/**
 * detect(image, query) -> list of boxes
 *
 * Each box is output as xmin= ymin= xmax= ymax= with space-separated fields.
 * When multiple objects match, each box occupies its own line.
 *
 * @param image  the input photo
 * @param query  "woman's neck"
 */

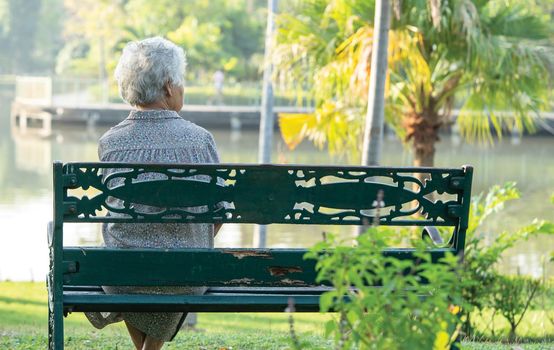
xmin=136 ymin=100 xmax=171 ymax=111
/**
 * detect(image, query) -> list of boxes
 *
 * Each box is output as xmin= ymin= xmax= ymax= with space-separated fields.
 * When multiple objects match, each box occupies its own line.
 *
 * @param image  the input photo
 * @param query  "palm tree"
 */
xmin=274 ymin=0 xmax=554 ymax=172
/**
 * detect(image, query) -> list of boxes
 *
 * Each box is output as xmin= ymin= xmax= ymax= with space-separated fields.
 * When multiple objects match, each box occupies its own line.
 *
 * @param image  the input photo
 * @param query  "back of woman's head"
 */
xmin=115 ymin=37 xmax=186 ymax=106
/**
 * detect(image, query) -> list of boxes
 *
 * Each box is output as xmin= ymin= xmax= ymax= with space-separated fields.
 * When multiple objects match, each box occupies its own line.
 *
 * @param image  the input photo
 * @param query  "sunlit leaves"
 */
xmin=274 ymin=0 xmax=554 ymax=161
xmin=461 ymin=182 xmax=554 ymax=334
xmin=60 ymin=0 xmax=265 ymax=79
xmin=306 ymin=229 xmax=465 ymax=349
xmin=279 ymin=102 xmax=363 ymax=158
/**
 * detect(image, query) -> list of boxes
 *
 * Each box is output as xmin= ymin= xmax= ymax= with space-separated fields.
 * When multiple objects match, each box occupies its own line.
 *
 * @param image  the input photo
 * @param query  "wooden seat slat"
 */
xmin=63 ymin=291 xmax=323 ymax=313
xmin=63 ymin=286 xmax=335 ymax=294
xmin=63 ymin=247 xmax=318 ymax=287
xmin=63 ymin=247 xmax=453 ymax=287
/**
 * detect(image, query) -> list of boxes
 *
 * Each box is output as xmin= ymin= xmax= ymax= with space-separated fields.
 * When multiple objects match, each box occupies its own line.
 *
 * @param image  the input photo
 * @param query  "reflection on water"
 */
xmin=0 ymin=97 xmax=553 ymax=281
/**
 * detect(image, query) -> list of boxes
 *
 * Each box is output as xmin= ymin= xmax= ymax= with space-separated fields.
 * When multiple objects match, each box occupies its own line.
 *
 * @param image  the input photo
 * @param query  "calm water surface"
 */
xmin=0 ymin=97 xmax=552 ymax=281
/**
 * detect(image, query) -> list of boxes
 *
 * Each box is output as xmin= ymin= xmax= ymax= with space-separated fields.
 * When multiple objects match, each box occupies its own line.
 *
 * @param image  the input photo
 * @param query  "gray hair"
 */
xmin=115 ymin=37 xmax=186 ymax=106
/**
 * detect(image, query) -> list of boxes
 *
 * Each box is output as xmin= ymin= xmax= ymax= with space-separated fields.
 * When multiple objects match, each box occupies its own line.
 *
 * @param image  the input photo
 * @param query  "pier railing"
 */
xmin=10 ymin=75 xmax=313 ymax=108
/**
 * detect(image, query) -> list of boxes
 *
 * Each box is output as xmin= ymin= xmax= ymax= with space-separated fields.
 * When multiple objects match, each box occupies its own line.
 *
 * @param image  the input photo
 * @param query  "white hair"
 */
xmin=114 ymin=37 xmax=186 ymax=106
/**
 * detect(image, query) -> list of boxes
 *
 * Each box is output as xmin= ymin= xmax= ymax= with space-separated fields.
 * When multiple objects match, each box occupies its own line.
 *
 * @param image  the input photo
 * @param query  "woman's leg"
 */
xmin=125 ymin=321 xmax=146 ymax=350
xmin=142 ymin=336 xmax=165 ymax=350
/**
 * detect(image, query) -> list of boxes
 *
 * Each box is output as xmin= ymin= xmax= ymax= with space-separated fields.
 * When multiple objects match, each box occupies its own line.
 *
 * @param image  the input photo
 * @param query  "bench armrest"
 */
xmin=421 ymin=226 xmax=444 ymax=247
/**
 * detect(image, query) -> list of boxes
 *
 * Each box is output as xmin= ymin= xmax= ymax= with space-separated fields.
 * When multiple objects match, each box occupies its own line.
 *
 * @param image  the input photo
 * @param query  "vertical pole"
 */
xmin=253 ymin=0 xmax=277 ymax=248
xmin=358 ymin=0 xmax=391 ymax=235
xmin=361 ymin=0 xmax=391 ymax=167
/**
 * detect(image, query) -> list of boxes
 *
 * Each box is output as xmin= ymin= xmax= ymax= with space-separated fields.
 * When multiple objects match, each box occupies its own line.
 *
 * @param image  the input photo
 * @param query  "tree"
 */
xmin=60 ymin=0 xmax=125 ymax=75
xmin=274 ymin=0 xmax=554 ymax=171
xmin=0 ymin=0 xmax=42 ymax=73
xmin=59 ymin=0 xmax=265 ymax=81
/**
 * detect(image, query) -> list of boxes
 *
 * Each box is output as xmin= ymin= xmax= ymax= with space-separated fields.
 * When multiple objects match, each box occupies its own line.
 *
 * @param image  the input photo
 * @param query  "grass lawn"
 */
xmin=0 ymin=282 xmax=552 ymax=349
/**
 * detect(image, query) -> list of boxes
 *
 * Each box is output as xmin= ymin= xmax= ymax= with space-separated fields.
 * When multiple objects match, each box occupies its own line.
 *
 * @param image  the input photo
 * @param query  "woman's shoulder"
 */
xmin=173 ymin=117 xmax=215 ymax=145
xmin=98 ymin=119 xmax=132 ymax=148
xmin=97 ymin=110 xmax=217 ymax=157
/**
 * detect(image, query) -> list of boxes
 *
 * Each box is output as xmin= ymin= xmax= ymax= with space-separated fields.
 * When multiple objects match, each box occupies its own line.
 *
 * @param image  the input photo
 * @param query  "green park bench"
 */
xmin=47 ymin=161 xmax=473 ymax=349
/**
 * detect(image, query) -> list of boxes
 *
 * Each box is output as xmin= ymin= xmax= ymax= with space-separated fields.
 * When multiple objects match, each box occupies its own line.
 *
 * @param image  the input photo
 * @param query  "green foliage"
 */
xmin=490 ymin=275 xmax=541 ymax=342
xmin=461 ymin=183 xmax=554 ymax=336
xmin=301 ymin=183 xmax=554 ymax=346
xmin=0 ymin=0 xmax=61 ymax=74
xmin=274 ymin=0 xmax=554 ymax=162
xmin=60 ymin=0 xmax=265 ymax=81
xmin=306 ymin=230 xmax=465 ymax=349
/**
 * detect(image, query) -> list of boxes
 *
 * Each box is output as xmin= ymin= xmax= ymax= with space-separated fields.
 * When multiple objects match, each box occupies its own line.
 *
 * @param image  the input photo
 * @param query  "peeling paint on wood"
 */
xmin=280 ymin=279 xmax=308 ymax=286
xmin=224 ymin=249 xmax=272 ymax=260
xmin=268 ymin=266 xmax=303 ymax=276
xmin=225 ymin=278 xmax=255 ymax=285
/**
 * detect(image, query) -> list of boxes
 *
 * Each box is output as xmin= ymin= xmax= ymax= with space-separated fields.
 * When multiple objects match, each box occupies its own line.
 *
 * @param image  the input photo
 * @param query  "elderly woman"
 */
xmin=85 ymin=37 xmax=222 ymax=350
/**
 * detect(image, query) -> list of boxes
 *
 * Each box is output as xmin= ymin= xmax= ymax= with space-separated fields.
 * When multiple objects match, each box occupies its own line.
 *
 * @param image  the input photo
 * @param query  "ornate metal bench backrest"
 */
xmin=54 ymin=162 xmax=473 ymax=252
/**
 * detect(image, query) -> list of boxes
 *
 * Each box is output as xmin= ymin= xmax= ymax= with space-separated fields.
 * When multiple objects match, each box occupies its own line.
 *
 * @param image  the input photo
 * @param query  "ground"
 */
xmin=0 ymin=282 xmax=552 ymax=349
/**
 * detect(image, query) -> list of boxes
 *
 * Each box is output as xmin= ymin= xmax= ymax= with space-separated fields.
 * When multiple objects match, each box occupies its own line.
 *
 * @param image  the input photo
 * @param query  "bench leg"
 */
xmin=48 ymin=300 xmax=64 ymax=349
xmin=47 ymin=220 xmax=64 ymax=350
xmin=47 ymin=270 xmax=64 ymax=350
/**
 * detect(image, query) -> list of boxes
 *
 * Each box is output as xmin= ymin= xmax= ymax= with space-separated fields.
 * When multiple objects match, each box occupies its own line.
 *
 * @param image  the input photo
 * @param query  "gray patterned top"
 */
xmin=84 ymin=109 xmax=220 ymax=341
xmin=99 ymin=109 xmax=220 ymax=249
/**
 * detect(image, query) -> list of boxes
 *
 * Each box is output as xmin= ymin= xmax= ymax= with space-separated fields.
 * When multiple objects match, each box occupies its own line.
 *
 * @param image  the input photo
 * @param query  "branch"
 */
xmin=514 ymin=281 xmax=540 ymax=330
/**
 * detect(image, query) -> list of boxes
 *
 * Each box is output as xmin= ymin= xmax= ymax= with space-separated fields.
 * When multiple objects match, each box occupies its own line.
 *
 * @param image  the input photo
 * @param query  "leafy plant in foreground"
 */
xmin=460 ymin=183 xmax=554 ymax=336
xmin=306 ymin=230 xmax=466 ymax=350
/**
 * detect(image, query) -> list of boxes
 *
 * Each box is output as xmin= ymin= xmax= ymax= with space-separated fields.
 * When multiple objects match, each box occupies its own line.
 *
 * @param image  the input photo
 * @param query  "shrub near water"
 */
xmin=305 ymin=229 xmax=466 ymax=350
xmin=460 ymin=183 xmax=554 ymax=338
xmin=491 ymin=275 xmax=541 ymax=342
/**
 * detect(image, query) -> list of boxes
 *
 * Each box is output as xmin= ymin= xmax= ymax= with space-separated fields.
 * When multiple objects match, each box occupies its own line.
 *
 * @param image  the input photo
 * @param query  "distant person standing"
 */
xmin=213 ymin=69 xmax=224 ymax=105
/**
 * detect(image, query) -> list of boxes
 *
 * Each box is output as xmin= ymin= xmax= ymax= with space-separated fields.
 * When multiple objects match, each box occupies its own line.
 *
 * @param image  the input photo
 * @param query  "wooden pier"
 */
xmin=8 ymin=76 xmax=313 ymax=136
xmin=10 ymin=101 xmax=313 ymax=136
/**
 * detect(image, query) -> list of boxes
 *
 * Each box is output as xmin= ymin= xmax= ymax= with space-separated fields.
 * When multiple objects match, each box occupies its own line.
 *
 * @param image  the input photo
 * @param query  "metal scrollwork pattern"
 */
xmin=61 ymin=163 xmax=471 ymax=226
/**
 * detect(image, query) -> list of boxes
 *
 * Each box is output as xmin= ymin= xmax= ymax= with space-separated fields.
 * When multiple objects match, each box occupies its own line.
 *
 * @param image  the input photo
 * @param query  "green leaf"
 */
xmin=324 ymin=319 xmax=336 ymax=337
xmin=319 ymin=292 xmax=336 ymax=312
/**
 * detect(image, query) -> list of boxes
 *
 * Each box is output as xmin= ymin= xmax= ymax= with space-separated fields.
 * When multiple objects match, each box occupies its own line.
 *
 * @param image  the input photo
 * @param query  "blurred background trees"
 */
xmin=1 ymin=0 xmax=553 ymax=162
xmin=0 ymin=0 xmax=64 ymax=74
xmin=0 ymin=0 xmax=266 ymax=82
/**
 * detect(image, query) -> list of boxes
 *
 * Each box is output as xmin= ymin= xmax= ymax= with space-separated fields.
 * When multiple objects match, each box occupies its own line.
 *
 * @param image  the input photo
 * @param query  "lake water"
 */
xmin=0 ymin=96 xmax=552 ymax=281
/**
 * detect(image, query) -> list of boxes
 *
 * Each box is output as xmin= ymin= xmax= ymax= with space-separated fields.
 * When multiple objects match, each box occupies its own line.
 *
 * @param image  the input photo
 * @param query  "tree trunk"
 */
xmin=404 ymin=109 xmax=441 ymax=191
xmin=404 ymin=109 xmax=441 ymax=185
xmin=508 ymin=324 xmax=517 ymax=342
xmin=361 ymin=0 xmax=391 ymax=167
xmin=414 ymin=142 xmax=435 ymax=167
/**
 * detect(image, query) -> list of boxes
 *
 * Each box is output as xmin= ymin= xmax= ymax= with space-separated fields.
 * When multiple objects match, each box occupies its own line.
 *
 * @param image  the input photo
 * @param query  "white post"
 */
xmin=361 ymin=0 xmax=391 ymax=167
xmin=359 ymin=0 xmax=391 ymax=235
xmin=253 ymin=0 xmax=278 ymax=248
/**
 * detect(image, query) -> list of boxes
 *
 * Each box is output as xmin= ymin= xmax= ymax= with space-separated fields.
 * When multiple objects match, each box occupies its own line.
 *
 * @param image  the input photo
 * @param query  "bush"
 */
xmin=460 ymin=183 xmax=554 ymax=336
xmin=299 ymin=183 xmax=554 ymax=348
xmin=490 ymin=275 xmax=541 ymax=342
xmin=305 ymin=229 xmax=466 ymax=350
